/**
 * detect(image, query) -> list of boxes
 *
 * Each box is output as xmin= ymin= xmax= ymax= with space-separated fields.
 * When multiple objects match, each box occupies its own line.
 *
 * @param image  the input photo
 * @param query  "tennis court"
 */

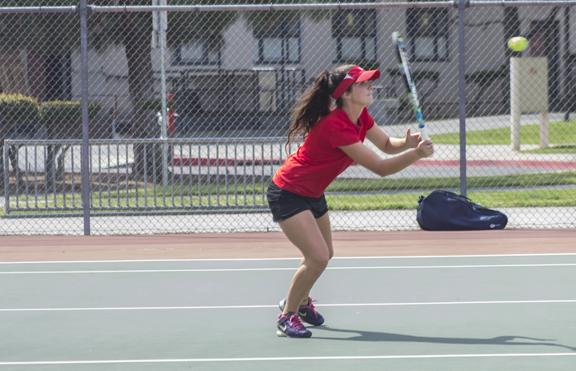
xmin=1 ymin=230 xmax=575 ymax=370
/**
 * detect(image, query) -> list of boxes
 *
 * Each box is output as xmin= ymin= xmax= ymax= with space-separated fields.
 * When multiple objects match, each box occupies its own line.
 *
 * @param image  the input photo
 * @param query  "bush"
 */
xmin=40 ymin=100 xmax=101 ymax=139
xmin=0 ymin=94 xmax=40 ymax=134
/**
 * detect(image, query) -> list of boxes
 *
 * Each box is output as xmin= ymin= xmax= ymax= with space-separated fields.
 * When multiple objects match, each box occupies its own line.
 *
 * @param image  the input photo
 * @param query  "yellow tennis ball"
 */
xmin=508 ymin=36 xmax=529 ymax=52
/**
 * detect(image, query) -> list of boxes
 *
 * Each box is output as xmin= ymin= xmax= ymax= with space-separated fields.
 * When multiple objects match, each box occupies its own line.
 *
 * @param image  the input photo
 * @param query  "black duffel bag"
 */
xmin=417 ymin=190 xmax=508 ymax=231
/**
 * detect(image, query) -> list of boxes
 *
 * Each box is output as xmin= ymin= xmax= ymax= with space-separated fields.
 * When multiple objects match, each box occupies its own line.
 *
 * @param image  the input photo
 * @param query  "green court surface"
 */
xmin=1 ymin=254 xmax=576 ymax=370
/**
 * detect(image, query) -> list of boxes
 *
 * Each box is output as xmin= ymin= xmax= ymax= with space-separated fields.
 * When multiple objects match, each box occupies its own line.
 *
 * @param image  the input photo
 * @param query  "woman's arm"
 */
xmin=366 ymin=125 xmax=421 ymax=154
xmin=339 ymin=139 xmax=433 ymax=177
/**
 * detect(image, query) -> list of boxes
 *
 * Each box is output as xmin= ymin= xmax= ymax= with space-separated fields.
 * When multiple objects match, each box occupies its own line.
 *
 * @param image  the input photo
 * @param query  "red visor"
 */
xmin=331 ymin=66 xmax=381 ymax=99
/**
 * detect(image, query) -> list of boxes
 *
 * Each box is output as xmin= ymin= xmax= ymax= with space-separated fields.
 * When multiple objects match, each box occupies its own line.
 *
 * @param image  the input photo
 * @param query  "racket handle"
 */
xmin=415 ymin=109 xmax=429 ymax=140
xmin=420 ymin=125 xmax=429 ymax=141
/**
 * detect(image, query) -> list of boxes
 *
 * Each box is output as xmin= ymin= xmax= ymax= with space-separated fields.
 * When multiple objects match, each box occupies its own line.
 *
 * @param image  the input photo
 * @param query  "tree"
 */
xmin=0 ymin=0 xmax=371 ymax=183
xmin=1 ymin=1 xmax=79 ymax=99
xmin=90 ymin=0 xmax=239 ymax=178
xmin=0 ymin=1 xmax=238 ymax=180
xmin=0 ymin=1 xmax=79 ymax=188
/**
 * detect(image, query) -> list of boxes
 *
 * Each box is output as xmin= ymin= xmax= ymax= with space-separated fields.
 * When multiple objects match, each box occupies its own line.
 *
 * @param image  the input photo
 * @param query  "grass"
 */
xmin=327 ymin=188 xmax=576 ymax=210
xmin=524 ymin=145 xmax=576 ymax=154
xmin=7 ymin=188 xmax=575 ymax=217
xmin=322 ymin=119 xmax=576 ymax=210
xmin=25 ymin=171 xmax=576 ymax=199
xmin=327 ymin=172 xmax=576 ymax=192
xmin=431 ymin=119 xmax=576 ymax=152
xmin=3 ymin=119 xmax=575 ymax=216
xmin=3 ymin=172 xmax=575 ymax=217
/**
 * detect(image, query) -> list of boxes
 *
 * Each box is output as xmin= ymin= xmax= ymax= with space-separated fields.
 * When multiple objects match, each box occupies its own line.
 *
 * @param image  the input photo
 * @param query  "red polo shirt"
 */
xmin=273 ymin=107 xmax=374 ymax=198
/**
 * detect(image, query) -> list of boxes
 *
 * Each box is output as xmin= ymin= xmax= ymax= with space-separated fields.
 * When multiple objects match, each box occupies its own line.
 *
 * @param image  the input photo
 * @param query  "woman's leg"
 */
xmin=299 ymin=212 xmax=333 ymax=305
xmin=316 ymin=212 xmax=334 ymax=259
xmin=279 ymin=210 xmax=331 ymax=314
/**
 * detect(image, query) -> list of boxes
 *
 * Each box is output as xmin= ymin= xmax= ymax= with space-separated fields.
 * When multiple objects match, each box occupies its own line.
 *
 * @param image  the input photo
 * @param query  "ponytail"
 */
xmin=287 ymin=65 xmax=355 ymax=145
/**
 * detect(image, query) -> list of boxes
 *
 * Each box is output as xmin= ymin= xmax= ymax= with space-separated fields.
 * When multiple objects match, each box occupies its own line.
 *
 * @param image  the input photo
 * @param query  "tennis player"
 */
xmin=268 ymin=65 xmax=434 ymax=338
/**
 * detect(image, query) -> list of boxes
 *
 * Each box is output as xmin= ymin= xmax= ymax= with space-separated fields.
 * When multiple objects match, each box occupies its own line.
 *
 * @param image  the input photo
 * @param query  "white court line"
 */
xmin=1 ymin=253 xmax=576 ymax=265
xmin=2 ymin=263 xmax=576 ymax=274
xmin=0 ymin=352 xmax=575 ymax=366
xmin=2 ymin=299 xmax=576 ymax=312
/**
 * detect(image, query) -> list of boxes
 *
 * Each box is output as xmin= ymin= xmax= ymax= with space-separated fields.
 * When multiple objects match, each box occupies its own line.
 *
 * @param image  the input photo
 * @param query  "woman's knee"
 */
xmin=306 ymin=252 xmax=330 ymax=272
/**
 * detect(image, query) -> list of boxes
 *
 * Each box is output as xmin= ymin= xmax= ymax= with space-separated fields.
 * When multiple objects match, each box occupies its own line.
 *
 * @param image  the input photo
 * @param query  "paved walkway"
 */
xmin=0 ymin=207 xmax=574 ymax=235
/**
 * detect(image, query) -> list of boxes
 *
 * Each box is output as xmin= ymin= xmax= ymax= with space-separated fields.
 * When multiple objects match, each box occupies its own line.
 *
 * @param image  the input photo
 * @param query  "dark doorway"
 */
xmin=44 ymin=54 xmax=72 ymax=101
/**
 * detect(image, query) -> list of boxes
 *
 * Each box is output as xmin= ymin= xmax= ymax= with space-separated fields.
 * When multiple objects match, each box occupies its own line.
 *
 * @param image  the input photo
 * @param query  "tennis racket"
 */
xmin=392 ymin=31 xmax=429 ymax=140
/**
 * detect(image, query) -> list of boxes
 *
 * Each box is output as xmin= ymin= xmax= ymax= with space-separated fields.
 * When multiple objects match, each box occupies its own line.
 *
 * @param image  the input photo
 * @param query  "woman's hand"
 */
xmin=404 ymin=128 xmax=421 ymax=149
xmin=416 ymin=139 xmax=434 ymax=158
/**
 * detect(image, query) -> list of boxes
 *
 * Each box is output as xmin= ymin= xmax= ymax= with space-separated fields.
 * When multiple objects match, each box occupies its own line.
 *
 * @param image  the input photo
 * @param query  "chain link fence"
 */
xmin=0 ymin=1 xmax=574 ymax=235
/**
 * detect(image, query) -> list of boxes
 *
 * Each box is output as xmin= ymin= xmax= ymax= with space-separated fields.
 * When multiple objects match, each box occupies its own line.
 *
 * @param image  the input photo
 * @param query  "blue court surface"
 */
xmin=1 ymin=253 xmax=576 ymax=370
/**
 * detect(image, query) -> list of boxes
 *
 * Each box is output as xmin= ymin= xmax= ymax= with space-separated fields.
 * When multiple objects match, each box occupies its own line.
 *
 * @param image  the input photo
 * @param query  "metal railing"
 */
xmin=3 ymin=137 xmax=298 ymax=217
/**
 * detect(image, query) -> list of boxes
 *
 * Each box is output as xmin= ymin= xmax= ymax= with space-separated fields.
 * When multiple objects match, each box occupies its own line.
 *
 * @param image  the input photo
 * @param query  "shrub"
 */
xmin=0 ymin=94 xmax=40 ymax=133
xmin=40 ymin=100 xmax=101 ymax=138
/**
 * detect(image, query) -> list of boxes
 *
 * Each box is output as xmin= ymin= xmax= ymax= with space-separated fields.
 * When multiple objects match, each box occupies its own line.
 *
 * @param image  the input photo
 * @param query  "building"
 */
xmin=1 ymin=4 xmax=574 ymax=137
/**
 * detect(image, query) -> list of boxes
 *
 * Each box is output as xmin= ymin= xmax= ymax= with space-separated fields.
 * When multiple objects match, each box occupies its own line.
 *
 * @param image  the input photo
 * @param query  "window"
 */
xmin=332 ymin=9 xmax=377 ymax=64
xmin=406 ymin=8 xmax=449 ymax=62
xmin=255 ymin=14 xmax=301 ymax=64
xmin=173 ymin=39 xmax=220 ymax=66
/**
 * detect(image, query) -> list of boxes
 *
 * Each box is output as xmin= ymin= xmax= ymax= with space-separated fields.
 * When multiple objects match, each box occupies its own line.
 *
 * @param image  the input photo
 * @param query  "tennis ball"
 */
xmin=508 ymin=36 xmax=529 ymax=52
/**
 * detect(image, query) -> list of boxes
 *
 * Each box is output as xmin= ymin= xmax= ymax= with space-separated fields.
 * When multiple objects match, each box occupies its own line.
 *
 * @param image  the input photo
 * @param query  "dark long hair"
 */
xmin=287 ymin=65 xmax=355 ymax=145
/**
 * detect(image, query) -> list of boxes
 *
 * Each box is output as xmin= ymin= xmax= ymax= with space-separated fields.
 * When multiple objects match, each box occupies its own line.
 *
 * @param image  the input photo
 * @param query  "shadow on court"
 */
xmin=312 ymin=327 xmax=576 ymax=352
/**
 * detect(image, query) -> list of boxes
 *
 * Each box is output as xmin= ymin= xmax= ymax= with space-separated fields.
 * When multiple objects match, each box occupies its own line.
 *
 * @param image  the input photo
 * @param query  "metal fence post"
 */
xmin=79 ymin=0 xmax=91 ymax=235
xmin=457 ymin=0 xmax=468 ymax=196
xmin=3 ymin=143 xmax=9 ymax=215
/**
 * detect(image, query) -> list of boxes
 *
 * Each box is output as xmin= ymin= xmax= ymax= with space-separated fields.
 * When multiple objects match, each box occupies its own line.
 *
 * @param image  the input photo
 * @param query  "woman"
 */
xmin=267 ymin=65 xmax=434 ymax=338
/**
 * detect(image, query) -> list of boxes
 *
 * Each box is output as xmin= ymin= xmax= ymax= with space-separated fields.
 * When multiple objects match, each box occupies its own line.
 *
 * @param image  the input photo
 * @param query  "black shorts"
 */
xmin=266 ymin=182 xmax=328 ymax=222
